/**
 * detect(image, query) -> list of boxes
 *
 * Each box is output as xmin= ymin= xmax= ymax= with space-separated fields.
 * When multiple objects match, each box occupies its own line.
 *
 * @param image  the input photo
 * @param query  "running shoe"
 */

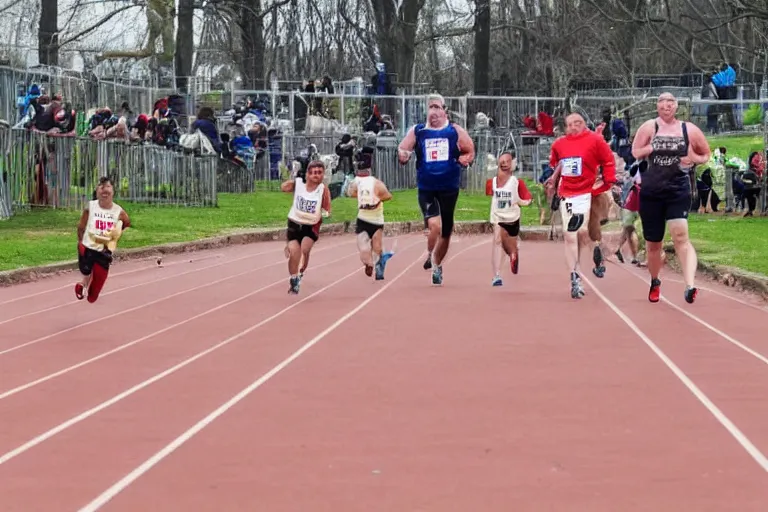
xmin=615 ymin=250 xmax=625 ymax=264
xmin=492 ymin=275 xmax=503 ymax=286
xmin=375 ymin=251 xmax=394 ymax=281
xmin=511 ymin=252 xmax=519 ymax=275
xmin=74 ymin=283 xmax=84 ymax=300
xmin=423 ymin=254 xmax=432 ymax=270
xmin=592 ymin=246 xmax=606 ymax=278
xmin=432 ymin=265 xmax=443 ymax=285
xmin=288 ymin=276 xmax=300 ymax=294
xmin=365 ymin=265 xmax=373 ymax=277
xmin=648 ymin=278 xmax=661 ymax=303
xmin=570 ymin=272 xmax=585 ymax=299
xmin=684 ymin=286 xmax=698 ymax=304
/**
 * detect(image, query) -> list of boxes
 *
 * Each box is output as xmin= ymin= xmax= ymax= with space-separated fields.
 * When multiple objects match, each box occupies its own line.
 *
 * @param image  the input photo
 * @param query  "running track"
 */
xmin=1 ymin=233 xmax=767 ymax=511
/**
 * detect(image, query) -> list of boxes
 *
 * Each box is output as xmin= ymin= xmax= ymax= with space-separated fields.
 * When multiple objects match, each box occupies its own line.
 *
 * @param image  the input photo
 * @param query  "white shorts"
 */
xmin=559 ymin=193 xmax=592 ymax=233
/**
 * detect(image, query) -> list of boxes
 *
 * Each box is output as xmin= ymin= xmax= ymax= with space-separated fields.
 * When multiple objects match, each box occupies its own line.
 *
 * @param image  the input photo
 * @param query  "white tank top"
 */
xmin=81 ymin=199 xmax=124 ymax=251
xmin=355 ymin=176 xmax=384 ymax=225
xmin=287 ymin=178 xmax=325 ymax=225
xmin=489 ymin=175 xmax=522 ymax=223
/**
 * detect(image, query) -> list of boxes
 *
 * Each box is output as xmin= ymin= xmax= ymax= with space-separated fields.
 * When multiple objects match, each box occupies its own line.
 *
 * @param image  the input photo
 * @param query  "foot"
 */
xmin=592 ymin=245 xmax=606 ymax=278
xmin=684 ymin=286 xmax=698 ymax=304
xmin=288 ymin=276 xmax=300 ymax=294
xmin=648 ymin=278 xmax=661 ymax=303
xmin=432 ymin=265 xmax=443 ymax=285
xmin=74 ymin=283 xmax=85 ymax=300
xmin=615 ymin=250 xmax=625 ymax=264
xmin=375 ymin=252 xmax=394 ymax=281
xmin=511 ymin=252 xmax=519 ymax=275
xmin=423 ymin=254 xmax=432 ymax=270
xmin=570 ymin=272 xmax=585 ymax=299
xmin=631 ymin=258 xmax=640 ymax=266
xmin=365 ymin=265 xmax=373 ymax=277
xmin=492 ymin=275 xmax=503 ymax=286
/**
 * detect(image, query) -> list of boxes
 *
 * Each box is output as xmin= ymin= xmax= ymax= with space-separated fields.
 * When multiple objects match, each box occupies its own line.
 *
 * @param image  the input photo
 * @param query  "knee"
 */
xmin=669 ymin=228 xmax=689 ymax=246
xmin=427 ymin=217 xmax=441 ymax=234
xmin=646 ymin=241 xmax=662 ymax=253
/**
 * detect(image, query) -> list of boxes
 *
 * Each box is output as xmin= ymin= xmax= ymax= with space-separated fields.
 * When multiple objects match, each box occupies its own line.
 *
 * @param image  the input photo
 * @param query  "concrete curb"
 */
xmin=663 ymin=244 xmax=768 ymax=302
xmin=0 ymin=220 xmax=565 ymax=287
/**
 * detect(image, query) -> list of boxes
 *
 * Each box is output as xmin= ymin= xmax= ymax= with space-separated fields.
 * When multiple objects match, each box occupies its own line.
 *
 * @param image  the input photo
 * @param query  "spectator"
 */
xmin=190 ymin=107 xmax=221 ymax=153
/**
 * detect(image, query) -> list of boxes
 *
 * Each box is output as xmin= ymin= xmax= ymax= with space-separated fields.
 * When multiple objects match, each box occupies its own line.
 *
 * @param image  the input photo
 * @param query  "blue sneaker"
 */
xmin=432 ymin=265 xmax=443 ymax=285
xmin=288 ymin=275 xmax=300 ymax=294
xmin=375 ymin=251 xmax=394 ymax=280
xmin=492 ymin=275 xmax=503 ymax=286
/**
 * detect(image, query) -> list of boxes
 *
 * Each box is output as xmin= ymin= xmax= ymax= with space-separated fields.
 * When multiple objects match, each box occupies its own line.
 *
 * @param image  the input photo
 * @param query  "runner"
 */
xmin=615 ymin=159 xmax=644 ymax=266
xmin=74 ymin=177 xmax=131 ymax=303
xmin=549 ymin=113 xmax=617 ymax=298
xmin=281 ymin=160 xmax=331 ymax=294
xmin=397 ymin=93 xmax=475 ymax=285
xmin=631 ymin=92 xmax=710 ymax=304
xmin=346 ymin=158 xmax=395 ymax=280
xmin=485 ymin=150 xmax=532 ymax=286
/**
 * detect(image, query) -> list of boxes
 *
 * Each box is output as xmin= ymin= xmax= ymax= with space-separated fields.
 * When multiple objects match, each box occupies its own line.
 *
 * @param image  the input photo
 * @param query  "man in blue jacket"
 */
xmin=398 ymin=94 xmax=475 ymax=285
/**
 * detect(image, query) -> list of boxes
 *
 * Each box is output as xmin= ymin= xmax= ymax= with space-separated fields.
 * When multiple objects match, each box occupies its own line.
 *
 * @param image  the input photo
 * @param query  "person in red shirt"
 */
xmin=485 ymin=151 xmax=532 ymax=286
xmin=549 ymin=113 xmax=617 ymax=299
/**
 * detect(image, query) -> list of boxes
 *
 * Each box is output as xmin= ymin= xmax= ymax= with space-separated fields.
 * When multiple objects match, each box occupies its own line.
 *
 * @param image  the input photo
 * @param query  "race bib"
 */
xmin=296 ymin=196 xmax=318 ymax=214
xmin=425 ymin=138 xmax=449 ymax=163
xmin=560 ymin=157 xmax=583 ymax=177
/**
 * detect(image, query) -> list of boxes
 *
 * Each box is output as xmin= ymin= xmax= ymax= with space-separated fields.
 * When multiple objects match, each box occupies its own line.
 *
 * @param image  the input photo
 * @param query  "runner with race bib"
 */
xmin=549 ymin=113 xmax=617 ymax=299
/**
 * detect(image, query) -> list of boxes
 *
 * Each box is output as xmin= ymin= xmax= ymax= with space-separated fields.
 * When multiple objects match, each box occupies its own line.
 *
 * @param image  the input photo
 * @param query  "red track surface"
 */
xmin=1 ymin=233 xmax=767 ymax=511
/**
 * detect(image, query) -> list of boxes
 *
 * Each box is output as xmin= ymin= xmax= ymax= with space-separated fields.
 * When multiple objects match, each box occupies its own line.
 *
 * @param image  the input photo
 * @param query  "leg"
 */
xmin=589 ymin=192 xmax=609 ymax=278
xmin=417 ymin=189 xmax=441 ymax=270
xmin=75 ymin=245 xmax=93 ymax=300
xmin=356 ymin=230 xmax=374 ymax=276
xmin=429 ymin=190 xmax=460 ymax=285
xmin=285 ymin=222 xmax=303 ymax=294
xmin=665 ymin=192 xmax=698 ymax=303
xmin=86 ymin=262 xmax=109 ymax=303
xmin=491 ymin=224 xmax=503 ymax=286
xmin=560 ymin=194 xmax=592 ymax=299
xmin=638 ymin=194 xmax=667 ymax=303
xmin=499 ymin=221 xmax=520 ymax=275
xmin=371 ymin=227 xmax=393 ymax=280
xmin=300 ymin=237 xmax=315 ymax=274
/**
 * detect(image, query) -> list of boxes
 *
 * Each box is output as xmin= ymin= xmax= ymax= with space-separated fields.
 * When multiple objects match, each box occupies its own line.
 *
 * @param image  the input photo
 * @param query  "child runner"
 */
xmin=346 ymin=155 xmax=395 ymax=280
xmin=485 ymin=151 xmax=532 ymax=286
xmin=281 ymin=160 xmax=331 ymax=294
xmin=75 ymin=177 xmax=131 ymax=303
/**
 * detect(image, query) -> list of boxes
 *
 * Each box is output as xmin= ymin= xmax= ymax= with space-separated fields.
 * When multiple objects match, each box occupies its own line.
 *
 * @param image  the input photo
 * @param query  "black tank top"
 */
xmin=641 ymin=121 xmax=691 ymax=197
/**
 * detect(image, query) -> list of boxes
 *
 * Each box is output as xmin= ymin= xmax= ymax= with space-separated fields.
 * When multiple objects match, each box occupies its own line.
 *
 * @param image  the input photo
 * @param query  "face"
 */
xmin=498 ymin=153 xmax=516 ymax=173
xmin=657 ymin=94 xmax=677 ymax=117
xmin=427 ymin=99 xmax=446 ymax=126
xmin=565 ymin=114 xmax=586 ymax=135
xmin=96 ymin=180 xmax=114 ymax=201
xmin=306 ymin=164 xmax=325 ymax=184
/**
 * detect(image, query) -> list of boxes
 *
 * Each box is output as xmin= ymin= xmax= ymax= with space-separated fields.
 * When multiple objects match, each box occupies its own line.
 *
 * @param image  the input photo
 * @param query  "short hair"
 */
xmin=427 ymin=94 xmax=445 ymax=108
xmin=499 ymin=150 xmax=516 ymax=160
xmin=307 ymin=160 xmax=326 ymax=170
xmin=97 ymin=176 xmax=113 ymax=187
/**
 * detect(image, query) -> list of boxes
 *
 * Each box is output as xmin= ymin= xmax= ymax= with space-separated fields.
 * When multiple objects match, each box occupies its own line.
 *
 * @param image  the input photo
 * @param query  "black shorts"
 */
xmin=78 ymin=245 xmax=113 ymax=276
xmin=417 ymin=188 xmax=459 ymax=238
xmin=497 ymin=220 xmax=520 ymax=237
xmin=286 ymin=219 xmax=320 ymax=244
xmin=638 ymin=191 xmax=691 ymax=243
xmin=355 ymin=218 xmax=383 ymax=239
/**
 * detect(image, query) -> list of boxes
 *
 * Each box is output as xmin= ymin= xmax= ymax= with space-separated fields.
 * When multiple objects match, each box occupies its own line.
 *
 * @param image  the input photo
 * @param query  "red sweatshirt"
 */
xmin=549 ymin=130 xmax=616 ymax=198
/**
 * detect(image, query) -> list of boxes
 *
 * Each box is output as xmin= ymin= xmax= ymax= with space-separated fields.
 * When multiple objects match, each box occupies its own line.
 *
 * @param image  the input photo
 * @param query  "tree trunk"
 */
xmin=38 ymin=0 xmax=58 ymax=66
xmin=238 ymin=0 xmax=265 ymax=89
xmin=473 ymin=0 xmax=490 ymax=95
xmin=175 ymin=0 xmax=194 ymax=93
xmin=369 ymin=0 xmax=425 ymax=84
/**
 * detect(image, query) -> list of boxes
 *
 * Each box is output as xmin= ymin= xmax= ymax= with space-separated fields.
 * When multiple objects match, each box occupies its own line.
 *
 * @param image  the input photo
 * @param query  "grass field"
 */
xmin=1 ymin=134 xmax=766 ymax=276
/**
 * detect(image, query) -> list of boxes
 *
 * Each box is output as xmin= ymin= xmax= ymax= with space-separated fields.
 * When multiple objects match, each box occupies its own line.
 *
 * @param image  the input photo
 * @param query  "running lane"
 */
xmin=79 ymin=239 xmax=767 ymax=512
xmin=586 ymin=259 xmax=768 ymax=467
xmin=0 ymin=235 xmax=425 ymax=511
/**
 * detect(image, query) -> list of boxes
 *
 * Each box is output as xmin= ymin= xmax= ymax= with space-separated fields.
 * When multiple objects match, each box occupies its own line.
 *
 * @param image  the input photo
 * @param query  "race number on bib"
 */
xmin=296 ymin=196 xmax=318 ymax=214
xmin=425 ymin=138 xmax=450 ymax=163
xmin=560 ymin=157 xmax=583 ymax=177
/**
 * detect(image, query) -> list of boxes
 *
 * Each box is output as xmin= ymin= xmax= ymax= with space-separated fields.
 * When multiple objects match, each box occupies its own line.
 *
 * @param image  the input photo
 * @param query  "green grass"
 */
xmin=686 ymin=214 xmax=768 ymax=276
xmin=0 ymin=190 xmax=538 ymax=271
xmin=707 ymin=134 xmax=765 ymax=161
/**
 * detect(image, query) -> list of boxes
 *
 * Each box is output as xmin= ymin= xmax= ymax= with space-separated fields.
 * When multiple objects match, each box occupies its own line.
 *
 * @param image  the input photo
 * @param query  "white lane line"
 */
xmin=0 ymin=239 xmax=423 ymax=469
xmin=0 ymin=253 xmax=226 ymax=307
xmin=613 ymin=262 xmax=768 ymax=366
xmin=0 ymin=240 xmax=354 ymax=357
xmin=0 ymin=245 xmax=294 ymax=326
xmin=583 ymin=275 xmax=768 ymax=473
xmin=0 ymin=251 xmax=360 ymax=400
xmin=75 ymin=238 xmax=488 ymax=511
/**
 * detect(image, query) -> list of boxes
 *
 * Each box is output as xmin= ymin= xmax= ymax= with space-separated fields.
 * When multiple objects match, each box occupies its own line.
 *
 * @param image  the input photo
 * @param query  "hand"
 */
xmin=458 ymin=153 xmax=473 ymax=167
xmin=398 ymin=149 xmax=411 ymax=164
xmin=592 ymin=178 xmax=604 ymax=190
xmin=680 ymin=156 xmax=693 ymax=168
xmin=321 ymin=209 xmax=330 ymax=218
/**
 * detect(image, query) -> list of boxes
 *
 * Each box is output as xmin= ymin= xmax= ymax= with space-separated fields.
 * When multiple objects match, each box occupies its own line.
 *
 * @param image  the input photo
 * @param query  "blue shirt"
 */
xmin=414 ymin=123 xmax=462 ymax=191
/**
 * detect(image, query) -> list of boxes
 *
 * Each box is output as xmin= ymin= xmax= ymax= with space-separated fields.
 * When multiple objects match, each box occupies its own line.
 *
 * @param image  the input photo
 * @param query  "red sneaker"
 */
xmin=648 ymin=278 xmax=661 ymax=303
xmin=74 ymin=283 xmax=85 ymax=300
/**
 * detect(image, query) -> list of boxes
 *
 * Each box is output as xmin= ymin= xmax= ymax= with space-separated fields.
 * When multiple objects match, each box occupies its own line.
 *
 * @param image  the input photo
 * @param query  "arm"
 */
xmin=375 ymin=180 xmax=393 ymax=201
xmin=321 ymin=186 xmax=332 ymax=216
xmin=517 ymin=180 xmax=533 ymax=206
xmin=118 ymin=209 xmax=131 ymax=230
xmin=280 ymin=179 xmax=295 ymax=193
xmin=455 ymin=124 xmax=475 ymax=167
xmin=398 ymin=126 xmax=416 ymax=164
xmin=77 ymin=208 xmax=89 ymax=242
xmin=631 ymin=120 xmax=655 ymax=160
xmin=485 ymin=178 xmax=493 ymax=196
xmin=596 ymin=136 xmax=617 ymax=185
xmin=346 ymin=179 xmax=358 ymax=198
xmin=684 ymin=122 xmax=711 ymax=165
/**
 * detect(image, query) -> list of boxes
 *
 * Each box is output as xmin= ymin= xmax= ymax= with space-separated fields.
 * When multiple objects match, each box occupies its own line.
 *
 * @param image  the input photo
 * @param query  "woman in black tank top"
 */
xmin=631 ymin=93 xmax=711 ymax=306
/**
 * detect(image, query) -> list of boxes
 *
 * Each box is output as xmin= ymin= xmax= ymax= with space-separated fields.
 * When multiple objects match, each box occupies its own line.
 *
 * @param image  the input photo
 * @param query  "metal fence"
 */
xmin=0 ymin=127 xmax=217 ymax=219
